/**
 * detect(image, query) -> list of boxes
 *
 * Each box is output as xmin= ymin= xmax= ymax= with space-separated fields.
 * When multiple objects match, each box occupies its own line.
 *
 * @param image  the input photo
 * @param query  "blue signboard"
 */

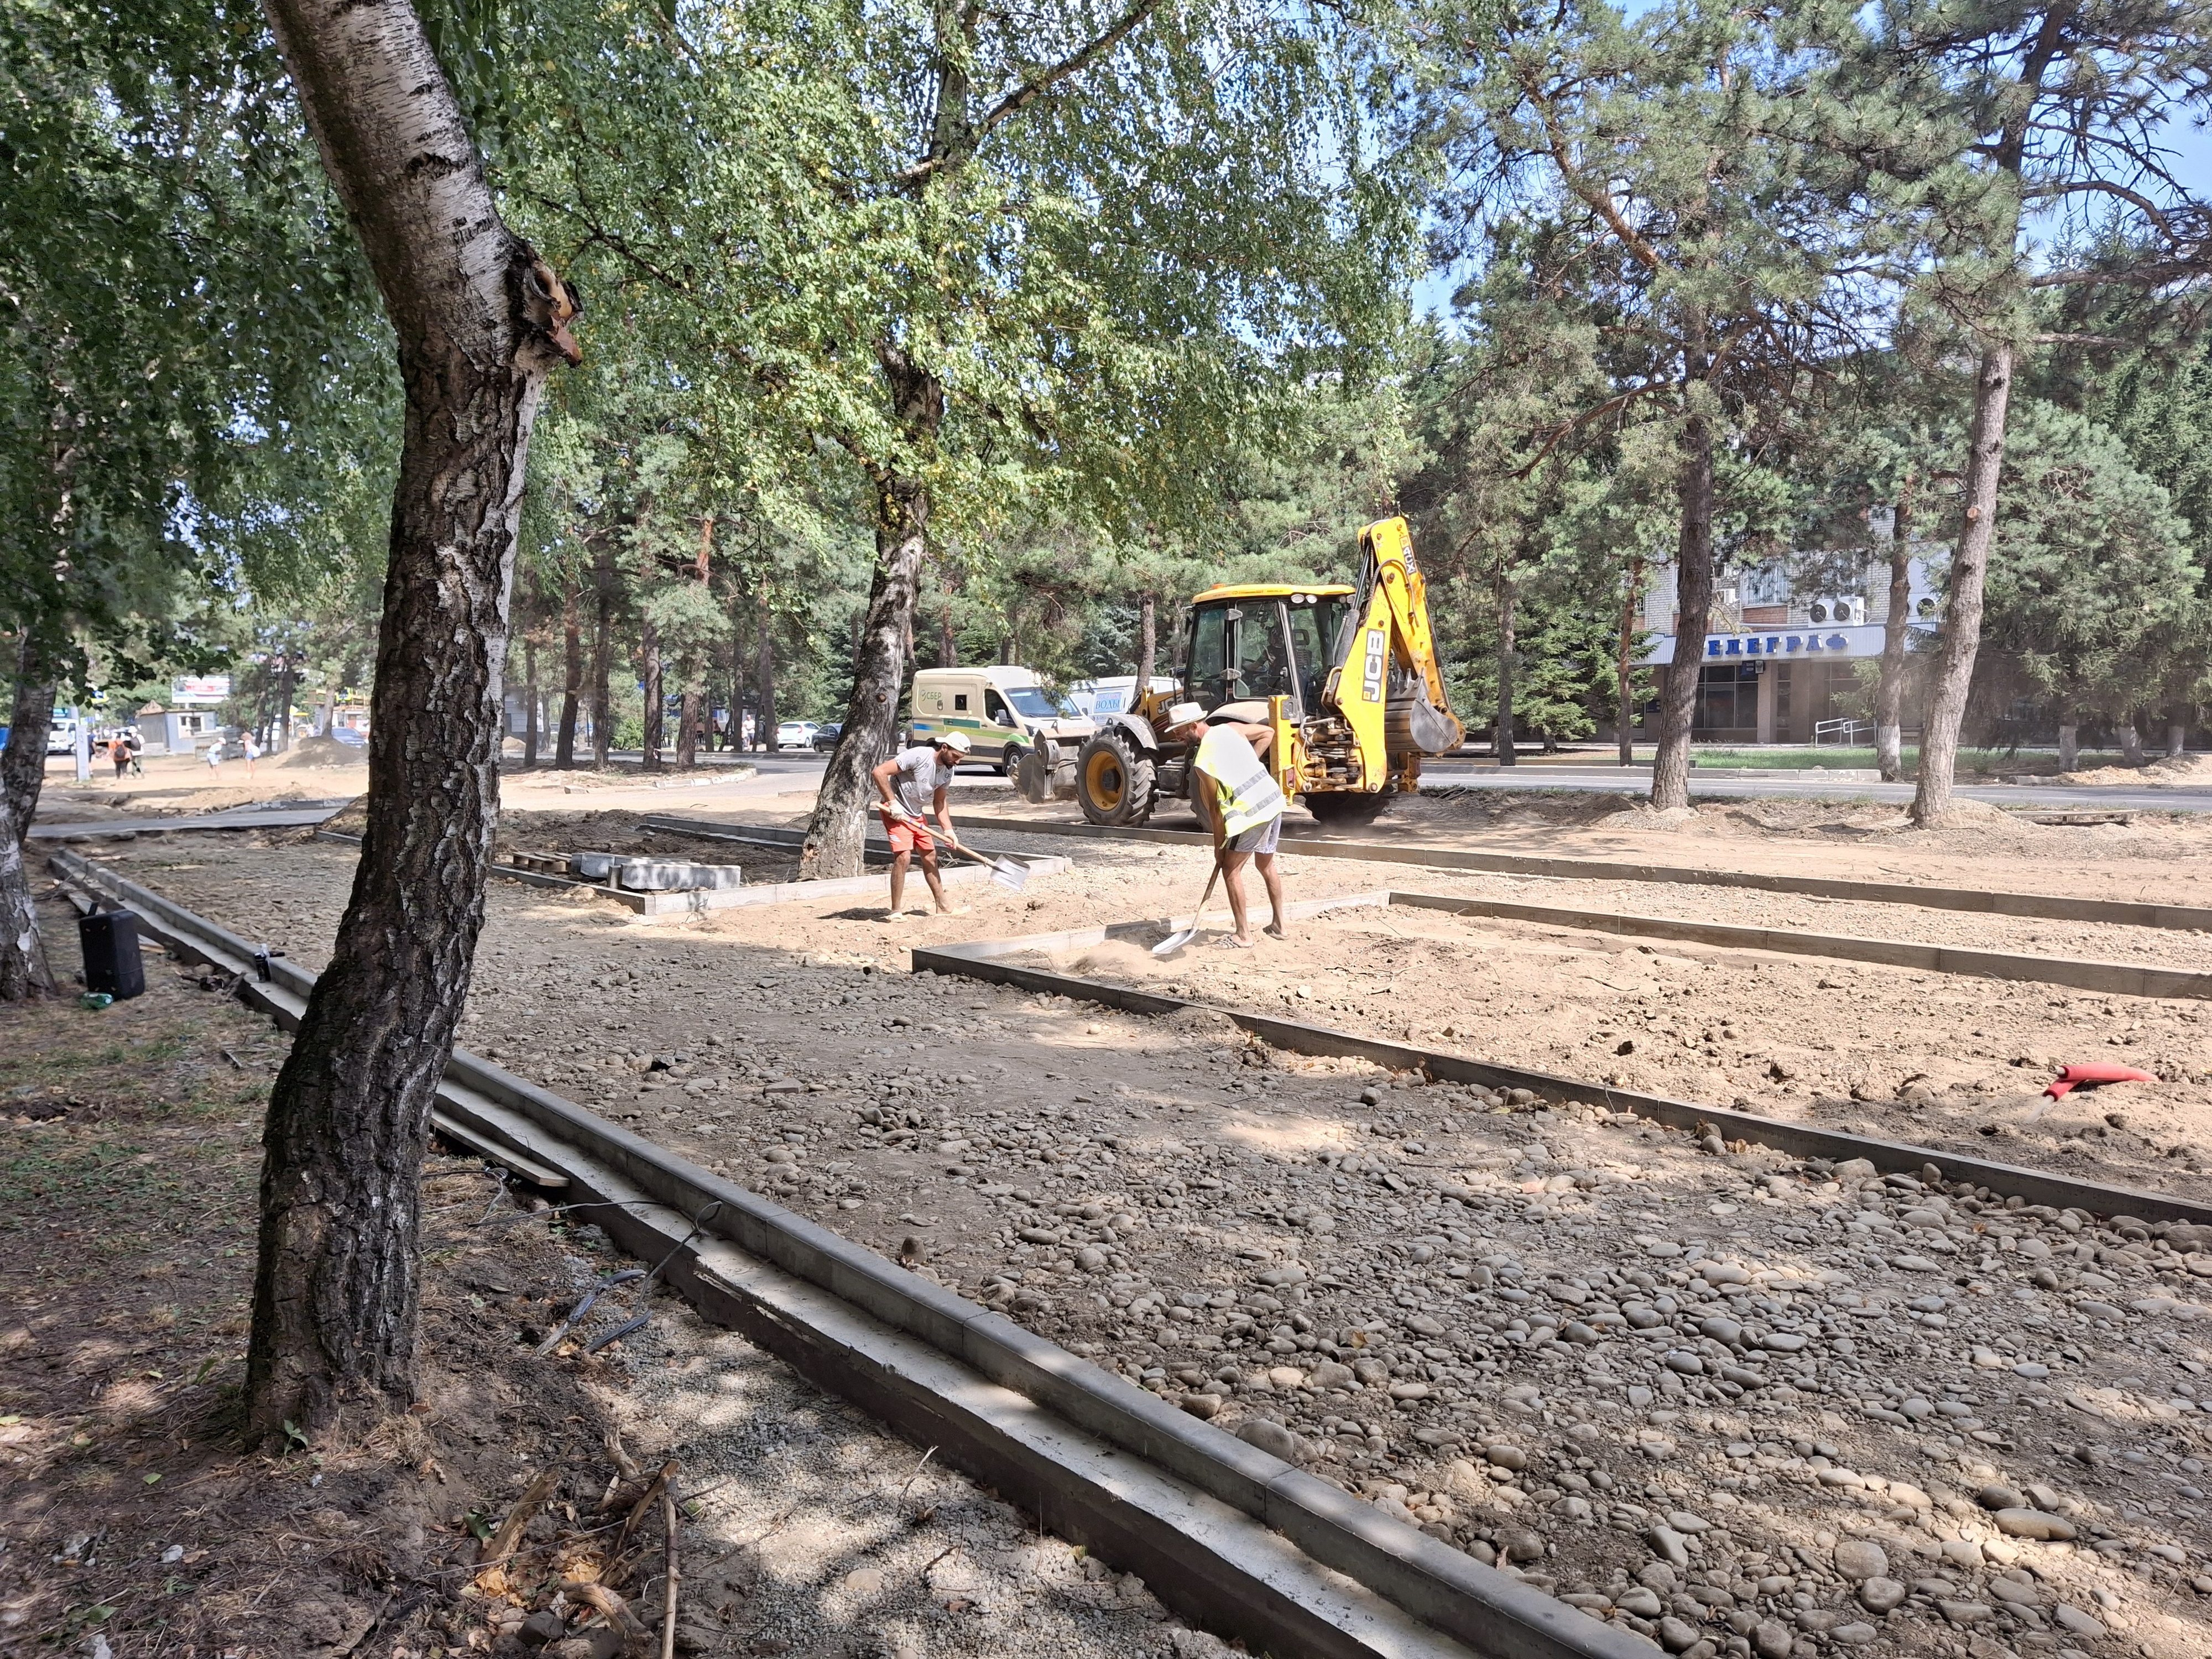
xmin=1707 ymin=633 xmax=1849 ymax=658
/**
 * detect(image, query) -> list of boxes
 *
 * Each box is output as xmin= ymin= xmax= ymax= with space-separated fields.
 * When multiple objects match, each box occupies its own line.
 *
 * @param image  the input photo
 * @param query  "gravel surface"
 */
xmin=76 ymin=821 xmax=2212 ymax=1659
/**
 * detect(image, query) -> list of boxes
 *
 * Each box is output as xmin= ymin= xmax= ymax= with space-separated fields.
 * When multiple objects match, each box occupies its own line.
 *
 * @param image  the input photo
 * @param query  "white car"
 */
xmin=775 ymin=720 xmax=820 ymax=750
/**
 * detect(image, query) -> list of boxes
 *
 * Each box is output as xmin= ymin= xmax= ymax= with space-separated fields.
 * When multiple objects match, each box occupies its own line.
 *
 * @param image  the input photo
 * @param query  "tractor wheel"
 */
xmin=1077 ymin=733 xmax=1157 ymax=826
xmin=1304 ymin=789 xmax=1394 ymax=828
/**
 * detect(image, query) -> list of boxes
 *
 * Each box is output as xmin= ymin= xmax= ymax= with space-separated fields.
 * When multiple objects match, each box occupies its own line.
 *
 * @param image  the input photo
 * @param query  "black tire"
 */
xmin=1000 ymin=742 xmax=1022 ymax=779
xmin=1077 ymin=732 xmax=1158 ymax=826
xmin=1305 ymin=789 xmax=1394 ymax=827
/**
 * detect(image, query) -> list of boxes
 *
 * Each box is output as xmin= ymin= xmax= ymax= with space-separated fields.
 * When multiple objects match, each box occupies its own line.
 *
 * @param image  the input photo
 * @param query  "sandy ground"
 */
xmin=964 ymin=789 xmax=2212 ymax=909
xmin=57 ymin=801 xmax=2212 ymax=1659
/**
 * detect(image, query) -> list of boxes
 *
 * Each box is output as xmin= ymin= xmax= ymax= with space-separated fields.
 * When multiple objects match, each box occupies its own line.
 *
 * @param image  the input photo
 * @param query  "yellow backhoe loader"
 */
xmin=1073 ymin=516 xmax=1463 ymax=828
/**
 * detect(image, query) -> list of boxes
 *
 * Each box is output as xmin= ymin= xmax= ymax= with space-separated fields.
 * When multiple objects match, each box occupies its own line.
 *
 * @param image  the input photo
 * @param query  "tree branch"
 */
xmin=893 ymin=0 xmax=1164 ymax=186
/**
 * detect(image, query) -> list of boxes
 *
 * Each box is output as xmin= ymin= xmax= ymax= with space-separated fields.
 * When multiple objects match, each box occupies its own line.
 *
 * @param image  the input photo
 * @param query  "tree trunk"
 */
xmin=2121 ymin=718 xmax=2145 ymax=766
xmin=1616 ymin=555 xmax=1642 ymax=766
xmin=1651 ymin=382 xmax=1717 ymax=811
xmin=640 ymin=614 xmax=663 ymax=771
xmin=1874 ymin=478 xmax=1916 ymax=782
xmin=1494 ymin=566 xmax=1517 ymax=766
xmin=938 ymin=603 xmax=956 ymax=668
xmin=1912 ymin=343 xmax=2013 ymax=825
xmin=555 ymin=580 xmax=580 ymax=768
xmin=802 ymin=478 xmax=932 ymax=875
xmin=0 ymin=633 xmax=60 ymax=1001
xmin=676 ymin=655 xmax=699 ymax=770
xmin=589 ymin=546 xmax=614 ymax=768
xmin=523 ymin=634 xmax=540 ymax=766
xmin=2167 ymin=712 xmax=2188 ymax=758
xmin=1136 ymin=589 xmax=1156 ymax=690
xmin=318 ymin=672 xmax=337 ymax=736
xmin=2057 ymin=719 xmax=2078 ymax=771
xmin=755 ymin=604 xmax=777 ymax=754
xmin=276 ymin=655 xmax=297 ymax=753
xmin=244 ymin=0 xmax=575 ymax=1447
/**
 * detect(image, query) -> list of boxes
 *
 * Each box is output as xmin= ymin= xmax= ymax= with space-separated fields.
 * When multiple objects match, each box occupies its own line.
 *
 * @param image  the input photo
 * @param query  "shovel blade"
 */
xmin=990 ymin=859 xmax=1028 ymax=892
xmin=1151 ymin=927 xmax=1196 ymax=958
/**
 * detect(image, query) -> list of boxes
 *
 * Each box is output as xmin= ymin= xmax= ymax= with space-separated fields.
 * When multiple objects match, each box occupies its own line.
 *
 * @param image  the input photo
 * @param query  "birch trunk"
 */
xmin=1912 ymin=345 xmax=2012 ymax=825
xmin=245 ymin=0 xmax=576 ymax=1445
xmin=1136 ymin=590 xmax=1156 ymax=688
xmin=802 ymin=465 xmax=933 ymax=875
xmin=0 ymin=633 xmax=59 ymax=1001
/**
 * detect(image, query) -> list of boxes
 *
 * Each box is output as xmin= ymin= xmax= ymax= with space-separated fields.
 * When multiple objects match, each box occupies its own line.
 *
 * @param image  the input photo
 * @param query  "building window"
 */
xmin=1693 ymin=664 xmax=1761 ymax=733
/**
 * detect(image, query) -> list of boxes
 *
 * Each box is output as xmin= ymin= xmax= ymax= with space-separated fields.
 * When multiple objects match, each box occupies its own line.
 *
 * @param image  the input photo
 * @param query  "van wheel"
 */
xmin=1000 ymin=742 xmax=1022 ymax=779
xmin=1078 ymin=733 xmax=1157 ymax=826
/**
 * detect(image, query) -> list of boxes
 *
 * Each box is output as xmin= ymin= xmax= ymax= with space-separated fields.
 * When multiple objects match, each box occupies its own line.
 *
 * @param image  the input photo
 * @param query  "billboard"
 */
xmin=170 ymin=676 xmax=232 ymax=706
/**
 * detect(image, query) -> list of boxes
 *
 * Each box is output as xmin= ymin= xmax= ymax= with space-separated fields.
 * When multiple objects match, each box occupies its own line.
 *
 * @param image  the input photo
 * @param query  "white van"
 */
xmin=1070 ymin=675 xmax=1178 ymax=718
xmin=907 ymin=666 xmax=1095 ymax=774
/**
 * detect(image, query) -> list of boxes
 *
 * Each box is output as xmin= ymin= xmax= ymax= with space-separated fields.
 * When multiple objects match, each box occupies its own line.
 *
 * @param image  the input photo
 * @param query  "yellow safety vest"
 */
xmin=1195 ymin=727 xmax=1286 ymax=838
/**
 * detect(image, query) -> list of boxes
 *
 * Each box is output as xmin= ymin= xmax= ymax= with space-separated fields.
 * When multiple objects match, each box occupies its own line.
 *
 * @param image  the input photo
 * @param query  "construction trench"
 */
xmin=45 ymin=802 xmax=2212 ymax=1659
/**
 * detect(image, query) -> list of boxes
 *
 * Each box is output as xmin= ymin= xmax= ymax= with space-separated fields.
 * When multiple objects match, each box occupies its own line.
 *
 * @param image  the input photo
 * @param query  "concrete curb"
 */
xmin=1385 ymin=890 xmax=2212 ymax=1001
xmin=46 ymin=850 xmax=1645 ymax=1659
xmin=909 ymin=926 xmax=2212 ymax=1229
xmin=939 ymin=813 xmax=2212 ymax=933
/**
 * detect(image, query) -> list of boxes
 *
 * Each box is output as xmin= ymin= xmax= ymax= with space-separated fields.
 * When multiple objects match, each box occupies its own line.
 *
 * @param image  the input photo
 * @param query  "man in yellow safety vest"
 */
xmin=1164 ymin=702 xmax=1288 ymax=948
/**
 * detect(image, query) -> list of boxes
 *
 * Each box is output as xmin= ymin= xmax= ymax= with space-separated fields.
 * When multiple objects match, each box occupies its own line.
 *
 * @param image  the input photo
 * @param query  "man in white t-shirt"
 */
xmin=1164 ymin=702 xmax=1287 ymax=947
xmin=870 ymin=730 xmax=972 ymax=919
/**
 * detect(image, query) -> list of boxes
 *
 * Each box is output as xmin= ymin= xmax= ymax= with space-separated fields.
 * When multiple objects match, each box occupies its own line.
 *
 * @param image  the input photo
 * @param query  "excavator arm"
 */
xmin=1322 ymin=517 xmax=1463 ymax=790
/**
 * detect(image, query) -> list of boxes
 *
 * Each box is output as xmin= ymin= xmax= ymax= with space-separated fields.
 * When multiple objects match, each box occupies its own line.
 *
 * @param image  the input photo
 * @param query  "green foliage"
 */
xmin=1979 ymin=401 xmax=2201 ymax=721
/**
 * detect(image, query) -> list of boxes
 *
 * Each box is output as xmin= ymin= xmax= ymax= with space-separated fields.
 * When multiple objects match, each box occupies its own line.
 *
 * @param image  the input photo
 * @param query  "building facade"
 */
xmin=1631 ymin=550 xmax=1942 ymax=744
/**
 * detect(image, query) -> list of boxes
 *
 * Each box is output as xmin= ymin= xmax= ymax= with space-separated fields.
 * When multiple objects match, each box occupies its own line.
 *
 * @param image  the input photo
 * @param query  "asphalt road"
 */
xmin=603 ymin=745 xmax=2212 ymax=815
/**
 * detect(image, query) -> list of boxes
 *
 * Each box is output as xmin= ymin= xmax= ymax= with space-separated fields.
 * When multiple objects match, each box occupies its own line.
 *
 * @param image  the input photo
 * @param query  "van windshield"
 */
xmin=1004 ymin=685 xmax=1076 ymax=718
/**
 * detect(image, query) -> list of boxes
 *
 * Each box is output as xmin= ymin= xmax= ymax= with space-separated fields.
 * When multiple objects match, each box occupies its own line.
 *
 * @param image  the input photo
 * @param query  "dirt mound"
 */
xmin=1594 ymin=804 xmax=1698 ymax=830
xmin=2148 ymin=752 xmax=2212 ymax=782
xmin=276 ymin=734 xmax=367 ymax=768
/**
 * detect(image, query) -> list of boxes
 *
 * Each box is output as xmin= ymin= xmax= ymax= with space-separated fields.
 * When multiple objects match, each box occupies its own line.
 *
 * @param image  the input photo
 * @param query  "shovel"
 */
xmin=1152 ymin=854 xmax=1223 ymax=957
xmin=886 ymin=802 xmax=1030 ymax=892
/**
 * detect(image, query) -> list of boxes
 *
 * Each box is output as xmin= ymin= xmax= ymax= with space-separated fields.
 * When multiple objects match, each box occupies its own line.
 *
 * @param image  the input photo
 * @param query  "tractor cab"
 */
xmin=1181 ymin=583 xmax=1354 ymax=719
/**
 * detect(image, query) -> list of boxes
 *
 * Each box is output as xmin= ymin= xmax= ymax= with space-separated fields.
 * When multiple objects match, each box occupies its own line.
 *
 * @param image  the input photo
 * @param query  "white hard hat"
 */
xmin=938 ymin=729 xmax=973 ymax=754
xmin=1164 ymin=702 xmax=1206 ymax=729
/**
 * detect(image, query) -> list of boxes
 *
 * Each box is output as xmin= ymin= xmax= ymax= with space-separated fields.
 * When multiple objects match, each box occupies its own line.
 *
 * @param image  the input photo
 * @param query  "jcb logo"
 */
xmin=1361 ymin=629 xmax=1386 ymax=703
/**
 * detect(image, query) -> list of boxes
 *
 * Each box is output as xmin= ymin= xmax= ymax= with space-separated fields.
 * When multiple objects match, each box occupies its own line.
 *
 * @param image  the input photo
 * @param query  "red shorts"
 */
xmin=880 ymin=811 xmax=936 ymax=856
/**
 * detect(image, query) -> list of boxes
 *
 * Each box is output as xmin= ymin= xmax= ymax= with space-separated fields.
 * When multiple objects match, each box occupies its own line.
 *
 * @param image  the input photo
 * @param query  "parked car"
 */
xmin=330 ymin=726 xmax=368 ymax=748
xmin=811 ymin=722 xmax=843 ymax=752
xmin=775 ymin=719 xmax=820 ymax=750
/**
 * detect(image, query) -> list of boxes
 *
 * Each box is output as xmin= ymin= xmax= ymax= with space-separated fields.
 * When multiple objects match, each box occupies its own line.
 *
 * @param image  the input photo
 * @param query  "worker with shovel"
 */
xmin=872 ymin=729 xmax=972 ymax=920
xmin=1164 ymin=702 xmax=1288 ymax=948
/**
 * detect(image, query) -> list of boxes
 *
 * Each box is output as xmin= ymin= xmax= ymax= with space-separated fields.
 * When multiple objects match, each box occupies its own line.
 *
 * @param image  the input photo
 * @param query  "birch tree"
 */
xmin=242 ymin=0 xmax=578 ymax=1443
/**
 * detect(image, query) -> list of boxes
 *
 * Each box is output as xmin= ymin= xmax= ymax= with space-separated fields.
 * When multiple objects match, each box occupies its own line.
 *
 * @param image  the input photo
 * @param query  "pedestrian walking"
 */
xmin=203 ymin=736 xmax=223 ymax=773
xmin=109 ymin=734 xmax=131 ymax=780
xmin=243 ymin=731 xmax=260 ymax=779
xmin=1162 ymin=702 xmax=1288 ymax=947
xmin=869 ymin=729 xmax=972 ymax=920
